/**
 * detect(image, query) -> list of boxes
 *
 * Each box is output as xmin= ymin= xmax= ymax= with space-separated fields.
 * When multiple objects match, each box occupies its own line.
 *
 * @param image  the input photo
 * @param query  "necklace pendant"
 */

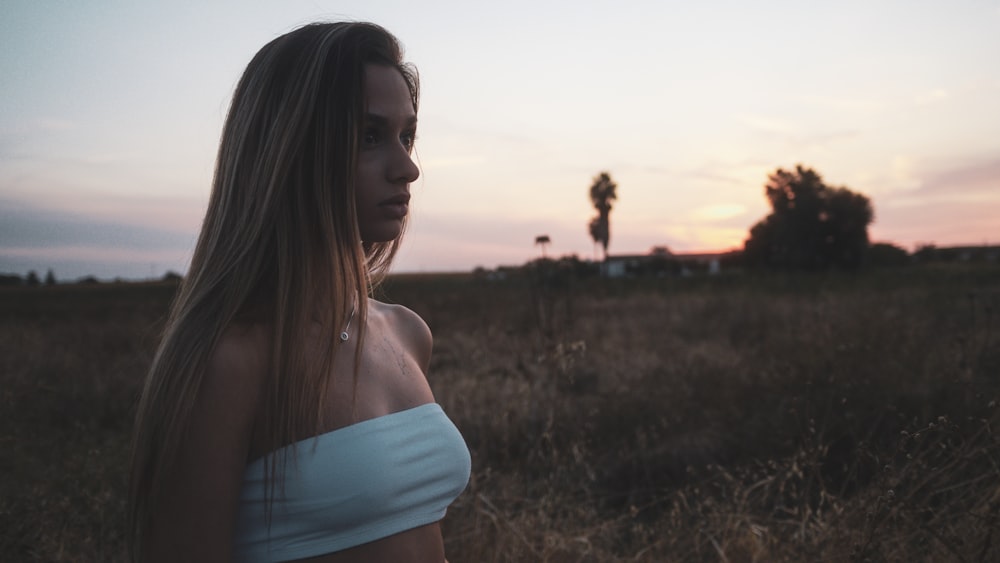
xmin=340 ymin=303 xmax=356 ymax=343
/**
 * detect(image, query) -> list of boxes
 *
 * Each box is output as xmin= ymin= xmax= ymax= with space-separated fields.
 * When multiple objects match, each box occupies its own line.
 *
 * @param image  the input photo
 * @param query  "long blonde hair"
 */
xmin=127 ymin=22 xmax=418 ymax=558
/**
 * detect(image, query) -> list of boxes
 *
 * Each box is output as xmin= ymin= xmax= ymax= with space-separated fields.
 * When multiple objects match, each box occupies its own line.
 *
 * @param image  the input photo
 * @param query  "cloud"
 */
xmin=681 ymin=157 xmax=775 ymax=187
xmin=691 ymin=203 xmax=747 ymax=223
xmin=0 ymin=248 xmax=191 ymax=281
xmin=683 ymin=167 xmax=746 ymax=186
xmin=0 ymin=197 xmax=199 ymax=280
xmin=873 ymin=198 xmax=999 ymax=248
xmin=1 ymin=245 xmax=190 ymax=262
xmin=870 ymin=156 xmax=1000 ymax=247
xmin=734 ymin=113 xmax=860 ymax=151
xmin=879 ymin=156 xmax=1000 ymax=206
xmin=916 ymin=158 xmax=1000 ymax=197
xmin=654 ymin=224 xmax=747 ymax=253
xmin=0 ymin=199 xmax=197 ymax=252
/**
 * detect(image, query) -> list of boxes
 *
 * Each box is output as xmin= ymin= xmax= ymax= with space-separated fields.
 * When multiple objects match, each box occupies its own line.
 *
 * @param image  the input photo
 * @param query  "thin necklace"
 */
xmin=340 ymin=305 xmax=356 ymax=342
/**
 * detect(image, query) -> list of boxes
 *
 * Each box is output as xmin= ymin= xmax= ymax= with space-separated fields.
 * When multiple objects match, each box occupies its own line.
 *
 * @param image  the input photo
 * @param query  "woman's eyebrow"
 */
xmin=364 ymin=113 xmax=418 ymax=127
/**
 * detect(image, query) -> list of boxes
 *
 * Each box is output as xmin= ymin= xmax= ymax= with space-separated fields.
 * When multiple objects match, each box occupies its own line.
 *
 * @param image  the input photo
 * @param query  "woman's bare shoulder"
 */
xmin=370 ymin=299 xmax=432 ymax=372
xmin=196 ymin=322 xmax=271 ymax=452
xmin=144 ymin=322 xmax=270 ymax=561
xmin=207 ymin=322 xmax=270 ymax=386
xmin=192 ymin=320 xmax=271 ymax=454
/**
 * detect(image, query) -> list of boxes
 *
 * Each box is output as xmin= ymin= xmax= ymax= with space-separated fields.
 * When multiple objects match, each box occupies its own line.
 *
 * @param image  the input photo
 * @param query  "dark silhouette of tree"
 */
xmin=44 ymin=269 xmax=56 ymax=285
xmin=744 ymin=165 xmax=873 ymax=270
xmin=588 ymin=171 xmax=617 ymax=260
xmin=26 ymin=270 xmax=40 ymax=286
xmin=913 ymin=244 xmax=937 ymax=263
xmin=534 ymin=235 xmax=551 ymax=258
xmin=867 ymin=242 xmax=910 ymax=267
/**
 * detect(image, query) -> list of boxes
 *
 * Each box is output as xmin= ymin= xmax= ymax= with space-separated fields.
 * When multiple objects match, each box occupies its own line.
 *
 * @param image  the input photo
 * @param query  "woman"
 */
xmin=128 ymin=22 xmax=471 ymax=562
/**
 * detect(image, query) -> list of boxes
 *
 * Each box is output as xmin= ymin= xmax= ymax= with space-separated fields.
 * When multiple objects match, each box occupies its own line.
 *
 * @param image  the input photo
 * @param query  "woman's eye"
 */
xmin=363 ymin=129 xmax=379 ymax=146
xmin=401 ymin=131 xmax=417 ymax=151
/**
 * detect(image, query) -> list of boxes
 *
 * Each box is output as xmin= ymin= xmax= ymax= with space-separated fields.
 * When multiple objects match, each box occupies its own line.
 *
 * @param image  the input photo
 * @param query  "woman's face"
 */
xmin=355 ymin=64 xmax=420 ymax=244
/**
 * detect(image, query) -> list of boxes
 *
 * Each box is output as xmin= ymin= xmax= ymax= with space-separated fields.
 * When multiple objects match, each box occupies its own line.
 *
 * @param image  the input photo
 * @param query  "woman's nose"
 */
xmin=390 ymin=145 xmax=420 ymax=184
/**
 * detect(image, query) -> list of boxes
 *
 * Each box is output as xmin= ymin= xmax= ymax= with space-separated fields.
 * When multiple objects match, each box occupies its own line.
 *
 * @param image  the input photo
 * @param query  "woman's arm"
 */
xmin=143 ymin=327 xmax=265 ymax=562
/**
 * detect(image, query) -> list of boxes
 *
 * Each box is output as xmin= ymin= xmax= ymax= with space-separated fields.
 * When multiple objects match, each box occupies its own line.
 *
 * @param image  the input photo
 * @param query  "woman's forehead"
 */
xmin=363 ymin=65 xmax=416 ymax=121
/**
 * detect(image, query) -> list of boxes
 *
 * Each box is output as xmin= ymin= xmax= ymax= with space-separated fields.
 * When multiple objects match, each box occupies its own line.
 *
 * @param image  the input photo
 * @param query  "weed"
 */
xmin=2 ymin=267 xmax=999 ymax=561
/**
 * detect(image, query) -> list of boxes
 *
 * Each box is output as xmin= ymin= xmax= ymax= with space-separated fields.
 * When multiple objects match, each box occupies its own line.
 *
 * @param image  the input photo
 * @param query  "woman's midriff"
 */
xmin=292 ymin=522 xmax=445 ymax=563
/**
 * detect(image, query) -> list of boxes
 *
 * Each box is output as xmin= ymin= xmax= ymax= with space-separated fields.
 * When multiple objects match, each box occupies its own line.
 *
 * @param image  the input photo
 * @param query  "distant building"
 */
xmin=605 ymin=253 xmax=658 ymax=278
xmin=603 ymin=247 xmax=741 ymax=278
xmin=914 ymin=244 xmax=999 ymax=264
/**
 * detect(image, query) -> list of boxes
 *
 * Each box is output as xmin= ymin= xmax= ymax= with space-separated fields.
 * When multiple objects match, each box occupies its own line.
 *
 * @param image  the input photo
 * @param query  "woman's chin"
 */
xmin=361 ymin=226 xmax=403 ymax=245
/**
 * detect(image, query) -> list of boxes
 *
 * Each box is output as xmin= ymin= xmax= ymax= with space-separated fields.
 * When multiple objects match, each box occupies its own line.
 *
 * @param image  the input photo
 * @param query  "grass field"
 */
xmin=2 ymin=266 xmax=998 ymax=561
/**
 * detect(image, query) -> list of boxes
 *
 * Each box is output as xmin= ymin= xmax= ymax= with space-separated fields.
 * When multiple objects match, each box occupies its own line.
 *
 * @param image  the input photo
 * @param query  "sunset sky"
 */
xmin=2 ymin=0 xmax=998 ymax=280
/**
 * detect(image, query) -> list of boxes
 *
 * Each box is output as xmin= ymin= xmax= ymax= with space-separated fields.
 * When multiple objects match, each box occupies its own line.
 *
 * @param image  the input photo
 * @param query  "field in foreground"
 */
xmin=1 ymin=266 xmax=998 ymax=561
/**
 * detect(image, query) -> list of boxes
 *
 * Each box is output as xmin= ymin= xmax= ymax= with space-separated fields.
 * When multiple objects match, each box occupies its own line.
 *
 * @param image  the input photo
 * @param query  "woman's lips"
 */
xmin=379 ymin=194 xmax=410 ymax=218
xmin=380 ymin=202 xmax=408 ymax=218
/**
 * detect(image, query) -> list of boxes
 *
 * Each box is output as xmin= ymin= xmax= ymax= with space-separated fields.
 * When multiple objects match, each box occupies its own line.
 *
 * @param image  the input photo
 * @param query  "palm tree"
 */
xmin=588 ymin=171 xmax=617 ymax=261
xmin=534 ymin=235 xmax=551 ymax=258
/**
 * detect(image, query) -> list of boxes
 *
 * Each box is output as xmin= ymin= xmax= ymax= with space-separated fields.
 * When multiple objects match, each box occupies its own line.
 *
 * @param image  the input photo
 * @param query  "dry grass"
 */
xmin=2 ymin=266 xmax=998 ymax=561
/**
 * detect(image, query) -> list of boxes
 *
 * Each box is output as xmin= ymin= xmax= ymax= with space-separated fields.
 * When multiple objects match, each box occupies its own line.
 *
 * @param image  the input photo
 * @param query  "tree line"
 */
xmin=0 ymin=270 xmax=185 ymax=287
xmin=0 ymin=269 xmax=57 ymax=287
xmin=572 ymin=165 xmax=886 ymax=271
